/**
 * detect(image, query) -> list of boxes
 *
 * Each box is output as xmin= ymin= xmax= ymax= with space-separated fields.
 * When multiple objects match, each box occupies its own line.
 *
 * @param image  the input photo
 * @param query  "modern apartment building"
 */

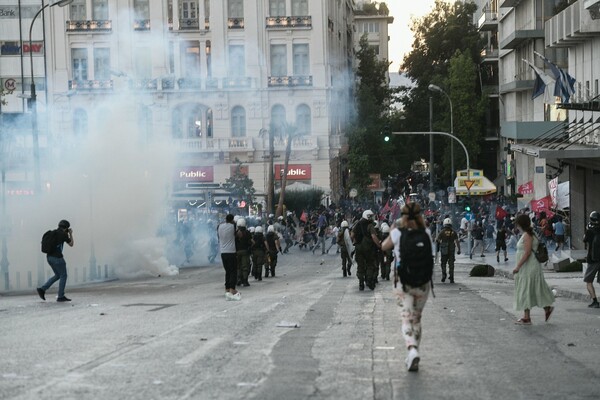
xmin=492 ymin=0 xmax=600 ymax=247
xmin=0 ymin=0 xmax=359 ymax=209
xmin=353 ymin=1 xmax=393 ymax=65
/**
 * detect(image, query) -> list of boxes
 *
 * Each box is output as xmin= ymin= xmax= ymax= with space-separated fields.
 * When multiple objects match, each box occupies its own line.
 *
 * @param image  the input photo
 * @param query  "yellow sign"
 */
xmin=464 ymin=180 xmax=475 ymax=190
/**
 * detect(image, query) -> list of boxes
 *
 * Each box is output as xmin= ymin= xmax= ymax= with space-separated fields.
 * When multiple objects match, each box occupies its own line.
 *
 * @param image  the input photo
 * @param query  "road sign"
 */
xmin=464 ymin=180 xmax=475 ymax=190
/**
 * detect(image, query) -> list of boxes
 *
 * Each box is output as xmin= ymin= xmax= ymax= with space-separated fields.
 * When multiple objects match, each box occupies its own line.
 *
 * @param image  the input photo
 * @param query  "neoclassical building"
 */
xmin=1 ymin=0 xmax=359 ymax=208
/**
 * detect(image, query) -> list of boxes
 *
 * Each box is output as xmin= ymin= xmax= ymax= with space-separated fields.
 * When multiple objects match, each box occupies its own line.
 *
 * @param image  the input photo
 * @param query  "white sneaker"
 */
xmin=226 ymin=292 xmax=241 ymax=301
xmin=406 ymin=348 xmax=420 ymax=372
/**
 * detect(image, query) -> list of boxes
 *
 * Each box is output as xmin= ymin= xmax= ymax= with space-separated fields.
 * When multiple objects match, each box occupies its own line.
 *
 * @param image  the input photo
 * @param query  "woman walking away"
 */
xmin=513 ymin=214 xmax=555 ymax=324
xmin=382 ymin=203 xmax=434 ymax=372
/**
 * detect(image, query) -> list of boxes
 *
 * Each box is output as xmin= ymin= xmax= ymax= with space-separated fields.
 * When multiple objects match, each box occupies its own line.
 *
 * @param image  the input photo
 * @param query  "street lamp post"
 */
xmin=28 ymin=0 xmax=74 ymax=195
xmin=428 ymin=84 xmax=454 ymax=184
xmin=393 ymin=131 xmax=472 ymax=256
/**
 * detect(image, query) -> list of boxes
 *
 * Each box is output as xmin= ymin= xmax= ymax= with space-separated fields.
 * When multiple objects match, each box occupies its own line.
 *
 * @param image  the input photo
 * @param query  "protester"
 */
xmin=583 ymin=211 xmax=600 ymax=308
xmin=495 ymin=223 xmax=508 ymax=263
xmin=512 ymin=214 xmax=554 ymax=324
xmin=337 ymin=221 xmax=353 ymax=277
xmin=37 ymin=220 xmax=74 ymax=302
xmin=553 ymin=217 xmax=565 ymax=252
xmin=218 ymin=214 xmax=240 ymax=301
xmin=382 ymin=203 xmax=433 ymax=372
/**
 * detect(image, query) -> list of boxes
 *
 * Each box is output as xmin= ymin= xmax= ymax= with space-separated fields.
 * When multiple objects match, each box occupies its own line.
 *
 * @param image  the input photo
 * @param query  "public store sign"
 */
xmin=176 ymin=166 xmax=214 ymax=182
xmin=0 ymin=6 xmax=39 ymax=18
xmin=274 ymin=164 xmax=312 ymax=180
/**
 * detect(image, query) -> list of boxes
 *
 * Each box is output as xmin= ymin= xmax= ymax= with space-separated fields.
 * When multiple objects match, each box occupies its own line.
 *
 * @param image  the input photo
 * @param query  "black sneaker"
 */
xmin=36 ymin=288 xmax=46 ymax=301
xmin=57 ymin=296 xmax=72 ymax=302
xmin=589 ymin=301 xmax=600 ymax=308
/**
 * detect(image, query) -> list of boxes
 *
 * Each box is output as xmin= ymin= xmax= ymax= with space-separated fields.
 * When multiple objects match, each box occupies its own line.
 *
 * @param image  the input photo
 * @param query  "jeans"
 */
xmin=221 ymin=253 xmax=237 ymax=290
xmin=41 ymin=256 xmax=68 ymax=298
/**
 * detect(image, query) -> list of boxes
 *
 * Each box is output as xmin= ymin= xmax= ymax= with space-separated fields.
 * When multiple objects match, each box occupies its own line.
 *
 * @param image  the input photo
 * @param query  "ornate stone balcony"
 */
xmin=68 ymin=80 xmax=114 ymax=90
xmin=228 ymin=18 xmax=244 ymax=29
xmin=266 ymin=16 xmax=312 ymax=29
xmin=175 ymin=138 xmax=254 ymax=152
xmin=268 ymin=76 xmax=313 ymax=87
xmin=129 ymin=79 xmax=158 ymax=90
xmin=66 ymin=20 xmax=112 ymax=32
xmin=133 ymin=19 xmax=150 ymax=31
xmin=178 ymin=18 xmax=210 ymax=30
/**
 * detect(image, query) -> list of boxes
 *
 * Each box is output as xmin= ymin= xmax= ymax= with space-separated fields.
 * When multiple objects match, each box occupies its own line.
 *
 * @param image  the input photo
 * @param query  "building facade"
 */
xmin=0 ymin=0 xmax=359 ymax=210
xmin=494 ymin=0 xmax=600 ymax=248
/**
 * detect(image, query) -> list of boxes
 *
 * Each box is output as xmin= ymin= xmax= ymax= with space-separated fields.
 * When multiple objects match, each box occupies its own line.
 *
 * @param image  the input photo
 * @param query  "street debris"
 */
xmin=277 ymin=321 xmax=300 ymax=328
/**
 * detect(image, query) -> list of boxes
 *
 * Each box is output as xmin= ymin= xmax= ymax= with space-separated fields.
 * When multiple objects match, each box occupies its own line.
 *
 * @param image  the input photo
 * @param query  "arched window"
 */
xmin=172 ymin=103 xmax=210 ymax=139
xmin=270 ymin=104 xmax=286 ymax=136
xmin=296 ymin=104 xmax=311 ymax=135
xmin=231 ymin=106 xmax=246 ymax=137
xmin=73 ymin=109 xmax=87 ymax=137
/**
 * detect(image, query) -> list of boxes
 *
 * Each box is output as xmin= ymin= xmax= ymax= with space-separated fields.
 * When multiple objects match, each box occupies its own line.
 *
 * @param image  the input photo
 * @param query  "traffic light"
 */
xmin=381 ymin=124 xmax=391 ymax=142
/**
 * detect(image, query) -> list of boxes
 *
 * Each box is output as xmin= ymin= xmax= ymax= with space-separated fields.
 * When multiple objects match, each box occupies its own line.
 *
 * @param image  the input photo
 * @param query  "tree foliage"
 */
xmin=225 ymin=159 xmax=256 ymax=202
xmin=398 ymin=0 xmax=486 ymax=186
xmin=347 ymin=35 xmax=394 ymax=199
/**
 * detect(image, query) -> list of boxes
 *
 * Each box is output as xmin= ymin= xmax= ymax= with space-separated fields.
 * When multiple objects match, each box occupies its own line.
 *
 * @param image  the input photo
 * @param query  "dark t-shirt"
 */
xmin=48 ymin=229 xmax=71 ymax=258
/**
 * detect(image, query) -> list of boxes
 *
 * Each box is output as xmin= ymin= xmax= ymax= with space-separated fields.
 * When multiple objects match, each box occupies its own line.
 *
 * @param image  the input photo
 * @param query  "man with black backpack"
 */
xmin=583 ymin=211 xmax=600 ymax=308
xmin=382 ymin=203 xmax=434 ymax=372
xmin=37 ymin=220 xmax=74 ymax=302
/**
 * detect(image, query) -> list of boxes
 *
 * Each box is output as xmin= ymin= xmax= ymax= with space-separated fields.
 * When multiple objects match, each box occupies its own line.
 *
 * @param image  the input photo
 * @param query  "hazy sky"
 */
xmin=387 ymin=0 xmax=447 ymax=72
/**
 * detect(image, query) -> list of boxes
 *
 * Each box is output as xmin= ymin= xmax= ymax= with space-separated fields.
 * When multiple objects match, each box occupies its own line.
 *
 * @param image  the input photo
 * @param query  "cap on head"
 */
xmin=58 ymin=219 xmax=70 ymax=229
xmin=255 ymin=226 xmax=263 ymax=233
xmin=267 ymin=225 xmax=275 ymax=233
xmin=362 ymin=210 xmax=374 ymax=220
xmin=341 ymin=220 xmax=349 ymax=228
xmin=237 ymin=218 xmax=246 ymax=227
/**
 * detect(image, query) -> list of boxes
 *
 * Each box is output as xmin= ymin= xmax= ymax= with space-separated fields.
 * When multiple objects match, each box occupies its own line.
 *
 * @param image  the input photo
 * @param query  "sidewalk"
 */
xmin=451 ymin=248 xmax=590 ymax=302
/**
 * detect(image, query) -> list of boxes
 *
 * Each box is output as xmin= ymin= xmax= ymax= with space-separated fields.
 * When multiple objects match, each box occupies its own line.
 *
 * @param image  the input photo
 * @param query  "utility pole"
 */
xmin=429 ymin=96 xmax=434 ymax=192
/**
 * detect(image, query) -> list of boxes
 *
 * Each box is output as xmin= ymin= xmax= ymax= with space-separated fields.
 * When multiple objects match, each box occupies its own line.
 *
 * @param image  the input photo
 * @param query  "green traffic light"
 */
xmin=384 ymin=136 xmax=390 ymax=142
xmin=465 ymin=206 xmax=471 ymax=212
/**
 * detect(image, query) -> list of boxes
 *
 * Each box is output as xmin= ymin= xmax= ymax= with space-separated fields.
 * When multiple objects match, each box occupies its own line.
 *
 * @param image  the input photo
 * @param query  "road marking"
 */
xmin=175 ymin=338 xmax=226 ymax=365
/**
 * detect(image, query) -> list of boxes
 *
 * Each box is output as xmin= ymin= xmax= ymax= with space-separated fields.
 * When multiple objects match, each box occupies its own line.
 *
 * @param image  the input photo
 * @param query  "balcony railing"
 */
xmin=68 ymin=80 xmax=114 ymax=90
xmin=161 ymin=77 xmax=175 ymax=90
xmin=223 ymin=77 xmax=252 ymax=88
xmin=133 ymin=19 xmax=150 ymax=31
xmin=273 ymin=137 xmax=316 ymax=151
xmin=179 ymin=18 xmax=199 ymax=30
xmin=129 ymin=78 xmax=157 ymax=90
xmin=268 ymin=75 xmax=313 ymax=87
xmin=177 ymin=78 xmax=202 ymax=89
xmin=66 ymin=20 xmax=112 ymax=32
xmin=176 ymin=138 xmax=253 ymax=152
xmin=266 ymin=16 xmax=312 ymax=29
xmin=177 ymin=17 xmax=210 ymax=30
xmin=480 ymin=47 xmax=499 ymax=59
xmin=228 ymin=18 xmax=244 ymax=29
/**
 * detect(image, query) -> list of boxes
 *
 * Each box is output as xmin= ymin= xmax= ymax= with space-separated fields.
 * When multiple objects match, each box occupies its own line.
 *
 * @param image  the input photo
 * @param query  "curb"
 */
xmin=471 ymin=265 xmax=589 ymax=303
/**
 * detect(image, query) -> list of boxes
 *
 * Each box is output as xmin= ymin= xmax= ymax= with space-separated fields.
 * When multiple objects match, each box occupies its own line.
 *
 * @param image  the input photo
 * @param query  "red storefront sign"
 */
xmin=176 ymin=166 xmax=214 ymax=182
xmin=275 ymin=164 xmax=312 ymax=180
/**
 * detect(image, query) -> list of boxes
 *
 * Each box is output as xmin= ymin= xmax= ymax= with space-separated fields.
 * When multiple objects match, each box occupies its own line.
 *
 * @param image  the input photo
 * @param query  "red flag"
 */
xmin=495 ymin=206 xmax=507 ymax=221
xmin=381 ymin=199 xmax=391 ymax=214
xmin=300 ymin=211 xmax=308 ymax=223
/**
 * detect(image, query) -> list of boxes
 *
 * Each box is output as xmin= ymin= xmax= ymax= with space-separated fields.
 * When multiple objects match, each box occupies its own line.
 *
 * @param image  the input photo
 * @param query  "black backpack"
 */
xmin=41 ymin=229 xmax=60 ymax=254
xmin=398 ymin=228 xmax=434 ymax=290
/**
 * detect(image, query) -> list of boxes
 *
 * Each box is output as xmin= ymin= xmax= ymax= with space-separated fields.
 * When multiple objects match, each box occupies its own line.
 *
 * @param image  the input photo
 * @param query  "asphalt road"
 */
xmin=1 ymin=248 xmax=599 ymax=400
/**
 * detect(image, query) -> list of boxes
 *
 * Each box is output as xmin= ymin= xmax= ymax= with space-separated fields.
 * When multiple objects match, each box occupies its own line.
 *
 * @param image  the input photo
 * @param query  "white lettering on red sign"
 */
xmin=287 ymin=169 xmax=306 ymax=176
xmin=180 ymin=171 xmax=207 ymax=178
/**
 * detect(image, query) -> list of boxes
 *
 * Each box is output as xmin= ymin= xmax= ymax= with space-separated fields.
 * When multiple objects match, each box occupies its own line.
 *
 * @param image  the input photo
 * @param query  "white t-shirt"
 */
xmin=217 ymin=222 xmax=236 ymax=254
xmin=460 ymin=217 xmax=469 ymax=230
xmin=390 ymin=227 xmax=435 ymax=263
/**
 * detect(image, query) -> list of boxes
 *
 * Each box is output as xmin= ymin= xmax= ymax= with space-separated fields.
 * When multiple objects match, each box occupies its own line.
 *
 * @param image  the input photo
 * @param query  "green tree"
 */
xmin=347 ymin=35 xmax=394 ymax=199
xmin=275 ymin=122 xmax=304 ymax=218
xmin=225 ymin=159 xmax=256 ymax=203
xmin=399 ymin=0 xmax=485 ymax=186
xmin=443 ymin=50 xmax=487 ymax=181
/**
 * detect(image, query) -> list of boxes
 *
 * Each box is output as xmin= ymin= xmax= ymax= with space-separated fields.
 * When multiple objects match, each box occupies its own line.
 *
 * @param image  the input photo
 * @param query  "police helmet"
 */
xmin=590 ymin=211 xmax=600 ymax=224
xmin=237 ymin=218 xmax=246 ymax=227
xmin=341 ymin=220 xmax=349 ymax=228
xmin=443 ymin=218 xmax=452 ymax=227
xmin=255 ymin=226 xmax=263 ymax=233
xmin=362 ymin=210 xmax=374 ymax=220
